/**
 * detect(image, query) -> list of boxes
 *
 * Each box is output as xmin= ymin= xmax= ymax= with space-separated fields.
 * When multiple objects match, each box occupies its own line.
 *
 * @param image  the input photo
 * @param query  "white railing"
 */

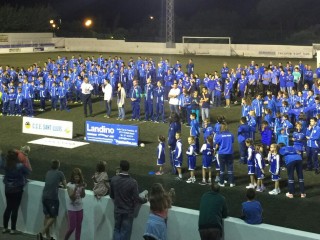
xmin=0 ymin=176 xmax=319 ymax=240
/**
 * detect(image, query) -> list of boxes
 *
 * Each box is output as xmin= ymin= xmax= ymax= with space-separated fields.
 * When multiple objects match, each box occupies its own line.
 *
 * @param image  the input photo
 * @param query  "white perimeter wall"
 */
xmin=0 ymin=176 xmax=319 ymax=240
xmin=0 ymin=33 xmax=315 ymax=58
xmin=59 ymin=38 xmax=314 ymax=59
xmin=0 ymin=33 xmax=53 ymax=45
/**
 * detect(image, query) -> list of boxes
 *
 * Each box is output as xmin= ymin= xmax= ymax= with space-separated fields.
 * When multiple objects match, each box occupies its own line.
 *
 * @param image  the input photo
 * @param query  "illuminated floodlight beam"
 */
xmin=84 ymin=19 xmax=93 ymax=28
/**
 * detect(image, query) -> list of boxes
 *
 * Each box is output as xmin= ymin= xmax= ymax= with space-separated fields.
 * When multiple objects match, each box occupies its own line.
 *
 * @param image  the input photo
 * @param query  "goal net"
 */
xmin=182 ymin=36 xmax=232 ymax=56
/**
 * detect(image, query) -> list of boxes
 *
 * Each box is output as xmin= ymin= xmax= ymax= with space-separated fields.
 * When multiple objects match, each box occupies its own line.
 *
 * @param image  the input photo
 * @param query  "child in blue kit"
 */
xmin=173 ymin=132 xmax=183 ymax=180
xmin=2 ymin=88 xmax=9 ymax=116
xmin=39 ymin=83 xmax=46 ymax=111
xmin=190 ymin=113 xmax=200 ymax=154
xmin=238 ymin=117 xmax=250 ymax=164
xmin=214 ymin=81 xmax=222 ymax=107
xmin=245 ymin=139 xmax=256 ymax=189
xmin=15 ymin=88 xmax=23 ymax=116
xmin=199 ymin=136 xmax=214 ymax=185
xmin=292 ymin=122 xmax=305 ymax=158
xmin=8 ymin=88 xmax=16 ymax=116
xmin=50 ymin=82 xmax=58 ymax=111
xmin=186 ymin=136 xmax=197 ymax=183
xmin=255 ymin=144 xmax=265 ymax=192
xmin=268 ymin=144 xmax=281 ymax=195
xmin=58 ymin=81 xmax=67 ymax=111
xmin=156 ymin=135 xmax=166 ymax=176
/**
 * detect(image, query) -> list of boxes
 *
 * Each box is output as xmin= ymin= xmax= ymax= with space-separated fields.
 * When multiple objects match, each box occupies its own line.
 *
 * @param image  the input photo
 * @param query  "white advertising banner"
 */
xmin=28 ymin=138 xmax=88 ymax=149
xmin=22 ymin=117 xmax=73 ymax=139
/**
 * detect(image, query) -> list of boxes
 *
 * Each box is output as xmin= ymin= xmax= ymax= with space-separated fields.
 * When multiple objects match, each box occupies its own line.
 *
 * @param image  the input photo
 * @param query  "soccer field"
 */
xmin=0 ymin=52 xmax=319 ymax=234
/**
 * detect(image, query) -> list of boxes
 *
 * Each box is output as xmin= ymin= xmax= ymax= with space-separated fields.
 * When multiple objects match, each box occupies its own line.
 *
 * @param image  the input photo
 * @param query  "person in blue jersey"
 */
xmin=261 ymin=69 xmax=271 ymax=96
xmin=214 ymin=122 xmax=235 ymax=187
xmin=214 ymin=81 xmax=222 ymax=107
xmin=153 ymin=81 xmax=165 ymax=123
xmin=238 ymin=117 xmax=250 ymax=164
xmin=155 ymin=135 xmax=166 ymax=176
xmin=199 ymin=136 xmax=214 ymax=185
xmin=220 ymin=62 xmax=229 ymax=91
xmin=267 ymin=144 xmax=281 ymax=195
xmin=50 ymin=82 xmax=58 ymax=111
xmin=254 ymin=145 xmax=266 ymax=192
xmin=15 ymin=88 xmax=23 ymax=116
xmin=224 ymin=78 xmax=232 ymax=108
xmin=8 ymin=88 xmax=16 ymax=116
xmin=245 ymin=139 xmax=256 ymax=189
xmin=241 ymin=188 xmax=263 ymax=225
xmin=260 ymin=121 xmax=272 ymax=159
xmin=237 ymin=74 xmax=247 ymax=99
xmin=129 ymin=80 xmax=142 ymax=121
xmin=22 ymin=79 xmax=33 ymax=117
xmin=291 ymin=122 xmax=305 ymax=160
xmin=279 ymin=143 xmax=306 ymax=198
xmin=202 ymin=118 xmax=214 ymax=142
xmin=186 ymin=59 xmax=194 ymax=76
xmin=186 ymin=136 xmax=197 ymax=183
xmin=167 ymin=113 xmax=181 ymax=174
xmin=173 ymin=132 xmax=183 ymax=180
xmin=305 ymin=117 xmax=320 ymax=174
xmin=138 ymin=63 xmax=147 ymax=92
xmin=200 ymin=87 xmax=210 ymax=126
xmin=190 ymin=113 xmax=200 ymax=153
xmin=144 ymin=77 xmax=154 ymax=121
xmin=251 ymin=93 xmax=263 ymax=131
xmin=303 ymin=65 xmax=313 ymax=90
xmin=39 ymin=83 xmax=46 ymax=112
xmin=248 ymin=110 xmax=257 ymax=141
xmin=241 ymin=97 xmax=252 ymax=120
xmin=163 ymin=69 xmax=175 ymax=101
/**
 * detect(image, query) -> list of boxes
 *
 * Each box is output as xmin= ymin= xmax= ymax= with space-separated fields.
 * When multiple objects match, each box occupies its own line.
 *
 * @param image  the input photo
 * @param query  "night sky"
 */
xmin=2 ymin=0 xmax=320 ymax=43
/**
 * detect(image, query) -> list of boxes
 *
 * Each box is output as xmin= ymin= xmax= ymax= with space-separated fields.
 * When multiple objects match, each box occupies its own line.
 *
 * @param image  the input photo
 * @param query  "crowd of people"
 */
xmin=1 ymin=55 xmax=320 ymax=240
xmin=0 ymin=147 xmax=265 ymax=240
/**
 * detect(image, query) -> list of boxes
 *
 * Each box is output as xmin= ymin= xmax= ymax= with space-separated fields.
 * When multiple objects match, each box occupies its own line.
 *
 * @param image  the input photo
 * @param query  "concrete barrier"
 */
xmin=0 ymin=176 xmax=319 ymax=240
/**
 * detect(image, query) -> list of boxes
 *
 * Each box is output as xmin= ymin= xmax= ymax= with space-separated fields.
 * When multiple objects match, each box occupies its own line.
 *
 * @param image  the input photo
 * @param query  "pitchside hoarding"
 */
xmin=85 ymin=121 xmax=139 ymax=146
xmin=22 ymin=117 xmax=73 ymax=139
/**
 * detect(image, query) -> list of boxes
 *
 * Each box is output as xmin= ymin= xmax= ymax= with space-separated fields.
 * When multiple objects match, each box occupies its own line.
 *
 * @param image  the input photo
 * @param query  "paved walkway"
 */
xmin=1 ymin=228 xmax=36 ymax=240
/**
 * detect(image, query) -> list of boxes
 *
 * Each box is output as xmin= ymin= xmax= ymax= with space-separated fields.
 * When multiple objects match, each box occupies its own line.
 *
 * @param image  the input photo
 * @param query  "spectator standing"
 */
xmin=38 ymin=160 xmax=66 ymax=240
xmin=102 ymin=79 xmax=113 ymax=118
xmin=198 ymin=183 xmax=228 ymax=240
xmin=214 ymin=122 xmax=235 ymax=187
xmin=1 ymin=149 xmax=31 ymax=234
xmin=110 ymin=160 xmax=147 ymax=240
xmin=64 ymin=168 xmax=86 ymax=240
xmin=117 ymin=82 xmax=126 ymax=121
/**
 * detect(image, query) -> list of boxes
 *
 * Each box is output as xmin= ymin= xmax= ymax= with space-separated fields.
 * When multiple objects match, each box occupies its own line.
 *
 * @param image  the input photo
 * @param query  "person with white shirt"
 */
xmin=168 ymin=80 xmax=181 ymax=114
xmin=81 ymin=77 xmax=94 ymax=117
xmin=102 ymin=79 xmax=113 ymax=118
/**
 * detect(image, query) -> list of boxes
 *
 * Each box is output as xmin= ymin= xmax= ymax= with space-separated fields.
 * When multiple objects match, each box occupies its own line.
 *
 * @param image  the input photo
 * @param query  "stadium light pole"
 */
xmin=166 ymin=0 xmax=175 ymax=48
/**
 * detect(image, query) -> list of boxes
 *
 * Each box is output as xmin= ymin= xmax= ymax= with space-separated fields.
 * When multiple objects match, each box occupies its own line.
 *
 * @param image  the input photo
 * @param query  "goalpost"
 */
xmin=182 ymin=36 xmax=232 ymax=56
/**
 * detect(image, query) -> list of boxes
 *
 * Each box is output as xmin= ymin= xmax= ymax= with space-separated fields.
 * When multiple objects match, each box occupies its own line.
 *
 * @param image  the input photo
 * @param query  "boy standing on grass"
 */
xmin=173 ymin=132 xmax=183 ymax=180
xmin=186 ymin=136 xmax=197 ymax=183
xmin=190 ymin=113 xmax=200 ymax=154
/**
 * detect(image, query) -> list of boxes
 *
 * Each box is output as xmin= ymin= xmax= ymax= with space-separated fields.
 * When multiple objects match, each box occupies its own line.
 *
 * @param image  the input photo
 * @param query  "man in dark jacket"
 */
xmin=110 ymin=160 xmax=147 ymax=240
xmin=198 ymin=183 xmax=228 ymax=240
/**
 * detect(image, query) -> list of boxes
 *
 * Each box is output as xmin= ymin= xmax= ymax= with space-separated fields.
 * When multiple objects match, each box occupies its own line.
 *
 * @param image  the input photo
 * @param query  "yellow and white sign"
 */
xmin=22 ymin=117 xmax=73 ymax=139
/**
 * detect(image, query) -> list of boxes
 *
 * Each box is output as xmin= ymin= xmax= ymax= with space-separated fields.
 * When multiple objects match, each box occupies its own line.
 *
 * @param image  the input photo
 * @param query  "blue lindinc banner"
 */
xmin=85 ymin=121 xmax=139 ymax=146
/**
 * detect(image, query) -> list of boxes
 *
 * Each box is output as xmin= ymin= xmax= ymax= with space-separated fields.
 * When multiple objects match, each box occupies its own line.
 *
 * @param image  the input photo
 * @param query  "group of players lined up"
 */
xmin=0 ymin=54 xmax=319 ymax=119
xmin=160 ymin=109 xmax=307 ymax=198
